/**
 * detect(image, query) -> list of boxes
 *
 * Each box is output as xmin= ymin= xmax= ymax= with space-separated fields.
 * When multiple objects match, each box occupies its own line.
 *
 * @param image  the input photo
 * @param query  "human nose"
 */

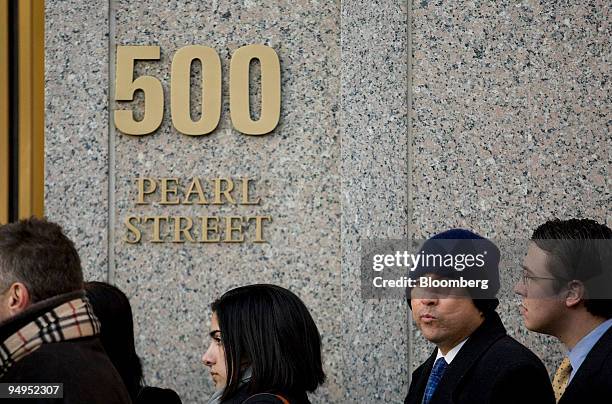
xmin=419 ymin=297 xmax=438 ymax=306
xmin=202 ymin=343 xmax=215 ymax=367
xmin=514 ymin=278 xmax=526 ymax=297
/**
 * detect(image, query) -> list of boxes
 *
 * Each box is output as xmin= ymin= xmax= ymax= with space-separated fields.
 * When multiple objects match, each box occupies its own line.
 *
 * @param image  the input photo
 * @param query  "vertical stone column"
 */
xmin=45 ymin=1 xmax=110 ymax=282
xmin=341 ymin=1 xmax=410 ymax=401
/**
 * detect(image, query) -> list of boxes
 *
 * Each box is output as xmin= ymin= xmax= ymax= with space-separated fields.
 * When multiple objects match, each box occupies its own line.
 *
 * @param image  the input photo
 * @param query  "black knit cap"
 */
xmin=406 ymin=229 xmax=500 ymax=314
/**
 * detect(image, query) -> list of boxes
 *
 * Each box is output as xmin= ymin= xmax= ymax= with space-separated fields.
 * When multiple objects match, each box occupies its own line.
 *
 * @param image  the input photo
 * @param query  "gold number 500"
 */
xmin=114 ymin=44 xmax=280 ymax=136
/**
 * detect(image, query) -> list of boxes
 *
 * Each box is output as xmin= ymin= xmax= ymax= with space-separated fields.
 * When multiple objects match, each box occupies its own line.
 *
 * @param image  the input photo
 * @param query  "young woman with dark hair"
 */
xmin=85 ymin=281 xmax=182 ymax=404
xmin=203 ymin=284 xmax=326 ymax=404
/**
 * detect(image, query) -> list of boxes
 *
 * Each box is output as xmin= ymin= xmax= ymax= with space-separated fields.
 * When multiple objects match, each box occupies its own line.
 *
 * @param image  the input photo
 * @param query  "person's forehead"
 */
xmin=210 ymin=312 xmax=219 ymax=328
xmin=524 ymin=242 xmax=551 ymax=275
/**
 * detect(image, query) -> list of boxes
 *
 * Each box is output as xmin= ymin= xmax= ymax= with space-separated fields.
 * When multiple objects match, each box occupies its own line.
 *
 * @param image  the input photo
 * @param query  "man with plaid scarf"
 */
xmin=0 ymin=218 xmax=131 ymax=403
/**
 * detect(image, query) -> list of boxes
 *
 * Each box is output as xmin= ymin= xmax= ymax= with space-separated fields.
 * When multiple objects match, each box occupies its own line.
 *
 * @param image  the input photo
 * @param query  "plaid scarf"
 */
xmin=0 ymin=296 xmax=100 ymax=378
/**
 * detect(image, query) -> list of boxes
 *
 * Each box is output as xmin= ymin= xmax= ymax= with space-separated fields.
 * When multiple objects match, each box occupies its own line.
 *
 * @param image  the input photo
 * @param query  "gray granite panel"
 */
xmin=341 ymin=1 xmax=409 ymax=402
xmin=112 ymin=1 xmax=340 ymax=403
xmin=45 ymin=0 xmax=109 ymax=282
xmin=410 ymin=0 xmax=611 ymax=376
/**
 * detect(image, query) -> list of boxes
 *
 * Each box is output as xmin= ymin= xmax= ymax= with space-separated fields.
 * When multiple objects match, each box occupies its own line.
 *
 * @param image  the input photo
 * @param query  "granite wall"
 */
xmin=44 ymin=0 xmax=609 ymax=403
xmin=341 ymin=1 xmax=409 ymax=402
xmin=45 ymin=0 xmax=110 ymax=283
xmin=410 ymin=0 xmax=611 ymax=375
xmin=47 ymin=0 xmax=347 ymax=402
xmin=111 ymin=1 xmax=341 ymax=403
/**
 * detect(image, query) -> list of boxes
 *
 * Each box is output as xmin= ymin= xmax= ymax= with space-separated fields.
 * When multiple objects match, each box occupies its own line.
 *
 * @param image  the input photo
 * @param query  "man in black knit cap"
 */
xmin=405 ymin=229 xmax=554 ymax=404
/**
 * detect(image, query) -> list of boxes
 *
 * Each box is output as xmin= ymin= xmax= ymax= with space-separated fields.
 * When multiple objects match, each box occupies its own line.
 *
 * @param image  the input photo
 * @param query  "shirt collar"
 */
xmin=435 ymin=338 xmax=469 ymax=365
xmin=568 ymin=318 xmax=612 ymax=381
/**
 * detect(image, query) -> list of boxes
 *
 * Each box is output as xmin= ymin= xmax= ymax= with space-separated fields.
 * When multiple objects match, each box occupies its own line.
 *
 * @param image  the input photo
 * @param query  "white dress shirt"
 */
xmin=435 ymin=338 xmax=469 ymax=364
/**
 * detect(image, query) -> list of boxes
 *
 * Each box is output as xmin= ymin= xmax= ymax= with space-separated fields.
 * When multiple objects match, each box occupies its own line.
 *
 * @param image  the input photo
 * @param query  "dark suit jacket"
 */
xmin=559 ymin=325 xmax=612 ymax=404
xmin=405 ymin=312 xmax=555 ymax=404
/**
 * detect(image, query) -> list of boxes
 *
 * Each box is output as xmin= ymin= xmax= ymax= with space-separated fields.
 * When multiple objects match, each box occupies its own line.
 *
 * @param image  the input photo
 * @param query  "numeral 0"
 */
xmin=171 ymin=46 xmax=222 ymax=136
xmin=114 ymin=44 xmax=281 ymax=136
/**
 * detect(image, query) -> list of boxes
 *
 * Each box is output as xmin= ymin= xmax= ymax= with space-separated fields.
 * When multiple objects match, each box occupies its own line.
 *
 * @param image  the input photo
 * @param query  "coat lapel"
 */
xmin=430 ymin=312 xmax=507 ymax=403
xmin=407 ymin=350 xmax=437 ymax=404
xmin=560 ymin=326 xmax=612 ymax=403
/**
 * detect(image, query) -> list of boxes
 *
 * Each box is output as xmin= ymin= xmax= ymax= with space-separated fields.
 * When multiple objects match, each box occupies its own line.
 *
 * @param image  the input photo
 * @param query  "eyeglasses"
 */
xmin=519 ymin=271 xmax=567 ymax=287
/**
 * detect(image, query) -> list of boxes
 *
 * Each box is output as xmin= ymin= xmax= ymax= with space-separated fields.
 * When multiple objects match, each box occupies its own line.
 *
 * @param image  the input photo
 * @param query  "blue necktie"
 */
xmin=422 ymin=357 xmax=448 ymax=404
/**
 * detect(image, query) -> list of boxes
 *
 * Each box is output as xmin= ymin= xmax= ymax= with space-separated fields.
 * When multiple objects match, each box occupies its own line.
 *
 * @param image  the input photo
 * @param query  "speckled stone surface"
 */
xmin=45 ymin=0 xmax=610 ymax=402
xmin=111 ymin=1 xmax=340 ymax=403
xmin=410 ymin=0 xmax=611 ymax=378
xmin=44 ymin=0 xmax=110 ymax=282
xmin=341 ymin=1 xmax=409 ymax=402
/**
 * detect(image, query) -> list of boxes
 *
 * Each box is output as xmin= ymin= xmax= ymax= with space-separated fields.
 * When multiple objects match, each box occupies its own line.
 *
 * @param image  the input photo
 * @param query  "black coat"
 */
xmin=405 ymin=312 xmax=555 ymax=404
xmin=558 ymin=325 xmax=612 ymax=404
xmin=137 ymin=386 xmax=182 ymax=404
xmin=1 ymin=337 xmax=131 ymax=404
xmin=225 ymin=384 xmax=310 ymax=404
xmin=0 ymin=292 xmax=131 ymax=404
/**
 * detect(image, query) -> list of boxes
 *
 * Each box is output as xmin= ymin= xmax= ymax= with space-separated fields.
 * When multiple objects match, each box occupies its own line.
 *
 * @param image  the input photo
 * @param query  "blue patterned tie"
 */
xmin=422 ymin=357 xmax=448 ymax=404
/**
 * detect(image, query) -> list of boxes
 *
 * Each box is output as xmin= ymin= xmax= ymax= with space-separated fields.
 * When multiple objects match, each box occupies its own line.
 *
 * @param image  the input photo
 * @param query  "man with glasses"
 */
xmin=515 ymin=218 xmax=612 ymax=404
xmin=405 ymin=229 xmax=554 ymax=404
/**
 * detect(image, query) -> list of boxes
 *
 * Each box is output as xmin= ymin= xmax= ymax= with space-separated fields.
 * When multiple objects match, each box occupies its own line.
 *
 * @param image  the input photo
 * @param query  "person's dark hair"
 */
xmin=0 ymin=217 xmax=83 ymax=302
xmin=532 ymin=218 xmax=612 ymax=319
xmin=406 ymin=229 xmax=500 ymax=315
xmin=211 ymin=284 xmax=325 ymax=401
xmin=85 ymin=281 xmax=144 ymax=401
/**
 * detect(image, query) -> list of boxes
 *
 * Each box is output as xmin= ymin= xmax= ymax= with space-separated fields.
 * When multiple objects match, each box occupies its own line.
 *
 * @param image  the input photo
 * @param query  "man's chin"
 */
xmin=420 ymin=330 xmax=442 ymax=344
xmin=522 ymin=317 xmax=547 ymax=334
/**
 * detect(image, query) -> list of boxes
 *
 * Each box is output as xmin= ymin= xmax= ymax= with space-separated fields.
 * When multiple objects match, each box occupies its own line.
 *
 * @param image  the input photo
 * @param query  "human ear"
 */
xmin=565 ymin=280 xmax=585 ymax=308
xmin=6 ymin=283 xmax=31 ymax=315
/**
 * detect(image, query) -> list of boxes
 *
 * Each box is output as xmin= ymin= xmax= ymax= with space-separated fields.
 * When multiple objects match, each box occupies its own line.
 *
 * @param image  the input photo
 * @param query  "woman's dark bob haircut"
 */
xmin=211 ymin=284 xmax=325 ymax=400
xmin=85 ymin=281 xmax=144 ymax=401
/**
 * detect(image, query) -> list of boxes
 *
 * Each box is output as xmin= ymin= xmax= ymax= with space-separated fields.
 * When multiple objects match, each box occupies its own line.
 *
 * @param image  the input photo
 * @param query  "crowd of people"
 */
xmin=0 ymin=217 xmax=609 ymax=403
